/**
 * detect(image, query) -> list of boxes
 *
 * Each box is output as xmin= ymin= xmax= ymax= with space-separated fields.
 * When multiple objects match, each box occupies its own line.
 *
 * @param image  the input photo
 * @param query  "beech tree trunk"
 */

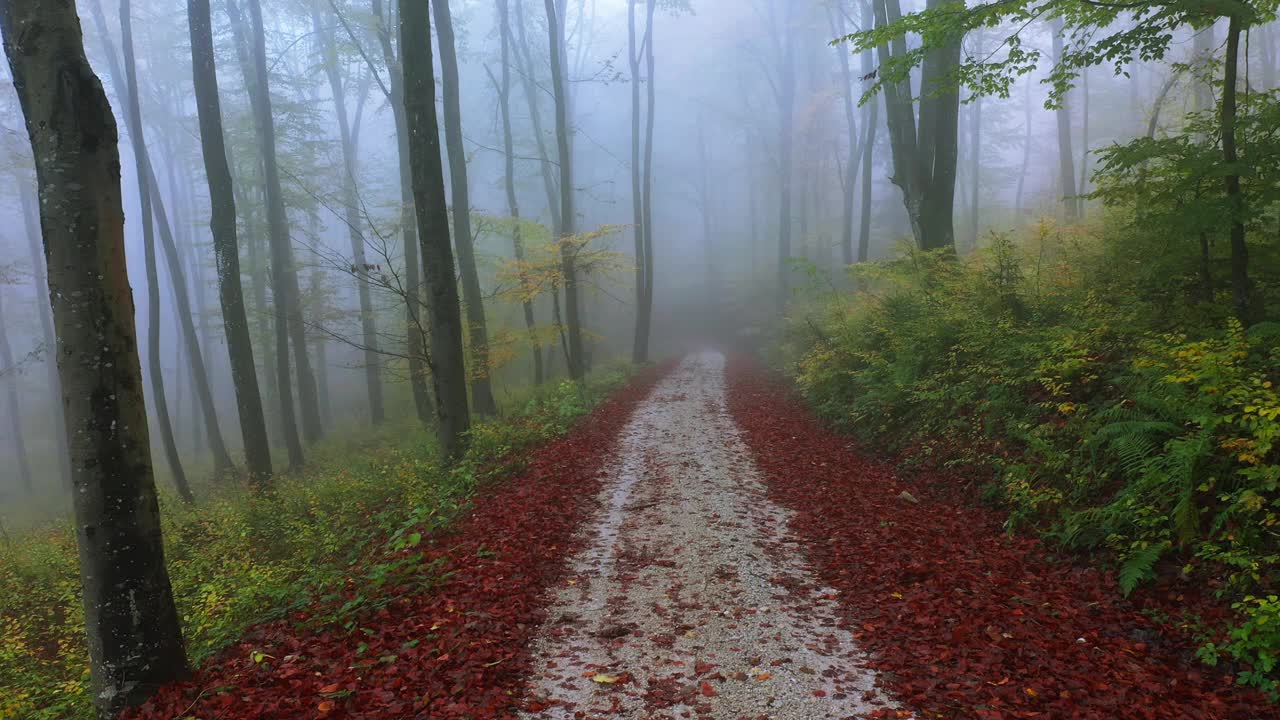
xmin=1222 ymin=14 xmax=1252 ymax=324
xmin=1050 ymin=18 xmax=1079 ymax=222
xmin=640 ymin=0 xmax=656 ymax=355
xmin=88 ymin=0 xmax=235 ymax=478
xmin=858 ymin=0 xmax=878 ymax=264
xmin=0 ymin=1 xmax=189 ymax=713
xmin=188 ymin=0 xmax=273 ymax=485
xmin=772 ymin=0 xmax=796 ymax=309
xmin=432 ymin=0 xmax=499 ymax=415
xmin=628 ymin=0 xmax=652 ymax=363
xmin=544 ymin=0 xmax=585 ymax=379
xmin=400 ymin=0 xmax=472 ymax=460
xmin=495 ymin=0 xmax=544 ymax=385
xmin=830 ymin=4 xmax=860 ymax=266
xmin=313 ymin=5 xmax=385 ymax=425
xmin=371 ymin=0 xmax=432 ymax=423
xmin=513 ymin=0 xmax=562 ymax=235
xmin=873 ymin=0 xmax=960 ymax=252
xmin=115 ymin=0 xmax=195 ymax=503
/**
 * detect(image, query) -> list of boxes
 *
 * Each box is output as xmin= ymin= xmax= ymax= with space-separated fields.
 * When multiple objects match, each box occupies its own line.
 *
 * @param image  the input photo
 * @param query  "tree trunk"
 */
xmin=0 ymin=1 xmax=189 ymax=712
xmin=640 ymin=0 xmax=656 ymax=356
xmin=431 ymin=0 xmax=498 ymax=414
xmin=858 ymin=1 xmax=878 ymax=264
xmin=88 ymin=0 xmax=234 ymax=477
xmin=1015 ymin=74 xmax=1032 ymax=216
xmin=371 ymin=0 xmax=432 ymax=424
xmin=115 ymin=0 xmax=195 ymax=503
xmin=512 ymin=0 xmax=563 ymax=234
xmin=0 ymin=287 xmax=32 ymax=493
xmin=1050 ymin=18 xmax=1079 ymax=222
xmin=969 ymin=89 xmax=982 ymax=249
xmin=19 ymin=182 xmax=72 ymax=490
xmin=226 ymin=0 xmax=312 ymax=466
xmin=830 ymin=4 xmax=860 ymax=266
xmin=544 ymin=0 xmax=585 ymax=379
xmin=312 ymin=5 xmax=385 ymax=425
xmin=188 ymin=0 xmax=272 ymax=485
xmin=628 ymin=0 xmax=650 ymax=363
xmin=773 ymin=0 xmax=796 ymax=310
xmin=1077 ymin=65 xmax=1090 ymax=215
xmin=400 ymin=0 xmax=472 ymax=460
xmin=1222 ymin=14 xmax=1252 ymax=324
xmin=495 ymin=0 xmax=544 ymax=385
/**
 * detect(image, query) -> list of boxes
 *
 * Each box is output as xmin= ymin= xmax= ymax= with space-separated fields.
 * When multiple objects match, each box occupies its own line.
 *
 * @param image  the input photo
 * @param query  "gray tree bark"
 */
xmin=433 ymin=0 xmax=499 ymax=415
xmin=400 ymin=0 xmax=472 ymax=460
xmin=188 ymin=0 xmax=273 ymax=485
xmin=0 ymin=1 xmax=189 ymax=712
xmin=0 ymin=287 xmax=32 ymax=493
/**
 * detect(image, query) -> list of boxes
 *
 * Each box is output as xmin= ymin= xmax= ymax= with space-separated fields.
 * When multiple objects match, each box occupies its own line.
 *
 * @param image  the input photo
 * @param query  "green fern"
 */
xmin=1119 ymin=542 xmax=1169 ymax=595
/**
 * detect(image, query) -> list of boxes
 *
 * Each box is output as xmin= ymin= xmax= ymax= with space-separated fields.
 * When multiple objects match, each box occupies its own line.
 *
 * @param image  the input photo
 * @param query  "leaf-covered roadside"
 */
xmin=116 ymin=361 xmax=672 ymax=720
xmin=0 ymin=365 xmax=646 ymax=720
xmin=726 ymin=357 xmax=1274 ymax=719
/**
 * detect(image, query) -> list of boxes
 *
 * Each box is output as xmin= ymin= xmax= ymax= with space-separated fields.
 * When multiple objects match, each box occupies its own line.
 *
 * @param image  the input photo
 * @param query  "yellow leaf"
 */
xmin=591 ymin=674 xmax=620 ymax=684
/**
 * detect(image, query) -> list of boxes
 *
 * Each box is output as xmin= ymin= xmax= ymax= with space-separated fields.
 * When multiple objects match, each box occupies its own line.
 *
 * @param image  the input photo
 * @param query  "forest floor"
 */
xmin=127 ymin=352 xmax=1276 ymax=720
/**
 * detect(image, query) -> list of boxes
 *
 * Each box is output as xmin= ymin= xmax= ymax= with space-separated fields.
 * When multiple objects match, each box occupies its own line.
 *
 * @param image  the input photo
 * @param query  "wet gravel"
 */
xmin=519 ymin=352 xmax=902 ymax=720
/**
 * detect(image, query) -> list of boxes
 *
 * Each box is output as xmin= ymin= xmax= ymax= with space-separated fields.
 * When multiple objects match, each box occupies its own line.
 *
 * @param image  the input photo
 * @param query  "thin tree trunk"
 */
xmin=969 ymin=91 xmax=981 ymax=249
xmin=0 ymin=1 xmax=189 ymax=711
xmin=400 ymin=0 xmax=472 ymax=460
xmin=370 ymin=0 xmax=432 ymax=424
xmin=858 ymin=2 xmax=878 ymax=263
xmin=89 ymin=0 xmax=235 ymax=477
xmin=628 ymin=0 xmax=649 ymax=363
xmin=830 ymin=4 xmax=859 ymax=266
xmin=494 ymin=0 xmax=544 ymax=385
xmin=0 ymin=288 xmax=32 ymax=493
xmin=772 ymin=0 xmax=796 ymax=310
xmin=1050 ymin=18 xmax=1079 ymax=222
xmin=1013 ymin=76 xmax=1034 ymax=215
xmin=433 ymin=0 xmax=498 ymax=414
xmin=117 ymin=0 xmax=195 ymax=503
xmin=639 ymin=0 xmax=656 ymax=359
xmin=188 ymin=0 xmax=272 ymax=485
xmin=1077 ymin=65 xmax=1090 ymax=215
xmin=18 ymin=182 xmax=71 ymax=490
xmin=1222 ymin=14 xmax=1252 ymax=324
xmin=544 ymin=0 xmax=585 ymax=379
xmin=312 ymin=5 xmax=385 ymax=425
xmin=513 ymin=0 xmax=562 ymax=235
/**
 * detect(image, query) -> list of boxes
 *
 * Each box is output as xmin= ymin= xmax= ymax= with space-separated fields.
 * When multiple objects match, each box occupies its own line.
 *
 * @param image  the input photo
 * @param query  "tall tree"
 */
xmin=628 ymin=0 xmax=654 ymax=363
xmin=492 ymin=0 xmax=544 ymax=385
xmin=1222 ymin=10 xmax=1252 ymax=322
xmin=640 ymin=0 xmax=656 ymax=352
xmin=1050 ymin=17 xmax=1079 ymax=221
xmin=400 ymin=0 xmax=471 ymax=460
xmin=312 ymin=2 xmax=385 ymax=425
xmin=857 ymin=0 xmax=879 ymax=264
xmin=861 ymin=0 xmax=961 ymax=251
xmin=433 ymin=0 xmax=499 ymax=415
xmin=117 ymin=0 xmax=196 ymax=503
xmin=544 ymin=0 xmax=585 ymax=378
xmin=369 ymin=0 xmax=433 ymax=423
xmin=512 ymin=0 xmax=562 ymax=234
xmin=0 ymin=284 xmax=32 ymax=493
xmin=188 ymin=0 xmax=273 ymax=485
xmin=0 ymin=1 xmax=188 ymax=713
xmin=967 ymin=31 xmax=983 ymax=249
xmin=767 ymin=0 xmax=797 ymax=308
xmin=88 ymin=0 xmax=236 ymax=479
xmin=226 ymin=0 xmax=318 ymax=464
xmin=829 ymin=3 xmax=861 ymax=266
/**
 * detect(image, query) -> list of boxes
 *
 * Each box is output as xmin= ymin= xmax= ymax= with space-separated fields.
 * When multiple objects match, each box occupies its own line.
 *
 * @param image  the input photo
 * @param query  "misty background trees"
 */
xmin=5 ymin=0 xmax=1280 ymax=714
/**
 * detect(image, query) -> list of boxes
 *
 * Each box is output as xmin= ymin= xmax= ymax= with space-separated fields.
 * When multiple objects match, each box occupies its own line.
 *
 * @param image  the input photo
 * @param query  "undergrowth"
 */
xmin=786 ymin=219 xmax=1280 ymax=697
xmin=0 ymin=366 xmax=631 ymax=720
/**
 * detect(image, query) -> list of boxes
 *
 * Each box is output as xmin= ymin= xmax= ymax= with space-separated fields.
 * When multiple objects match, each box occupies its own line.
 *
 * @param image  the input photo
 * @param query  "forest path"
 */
xmin=519 ymin=352 xmax=901 ymax=719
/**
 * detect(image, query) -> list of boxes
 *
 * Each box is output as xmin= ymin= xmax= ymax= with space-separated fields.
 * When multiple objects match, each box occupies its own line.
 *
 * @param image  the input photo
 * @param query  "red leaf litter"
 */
xmin=724 ymin=356 xmax=1277 ymax=720
xmin=123 ymin=362 xmax=674 ymax=720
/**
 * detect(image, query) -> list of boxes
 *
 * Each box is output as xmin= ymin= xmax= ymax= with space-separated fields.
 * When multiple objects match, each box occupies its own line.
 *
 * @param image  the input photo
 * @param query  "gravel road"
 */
xmin=520 ymin=352 xmax=902 ymax=720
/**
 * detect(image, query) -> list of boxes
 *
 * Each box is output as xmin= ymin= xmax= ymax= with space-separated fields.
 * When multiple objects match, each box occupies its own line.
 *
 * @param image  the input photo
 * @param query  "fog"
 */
xmin=0 ymin=0 xmax=1260 ymax=521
